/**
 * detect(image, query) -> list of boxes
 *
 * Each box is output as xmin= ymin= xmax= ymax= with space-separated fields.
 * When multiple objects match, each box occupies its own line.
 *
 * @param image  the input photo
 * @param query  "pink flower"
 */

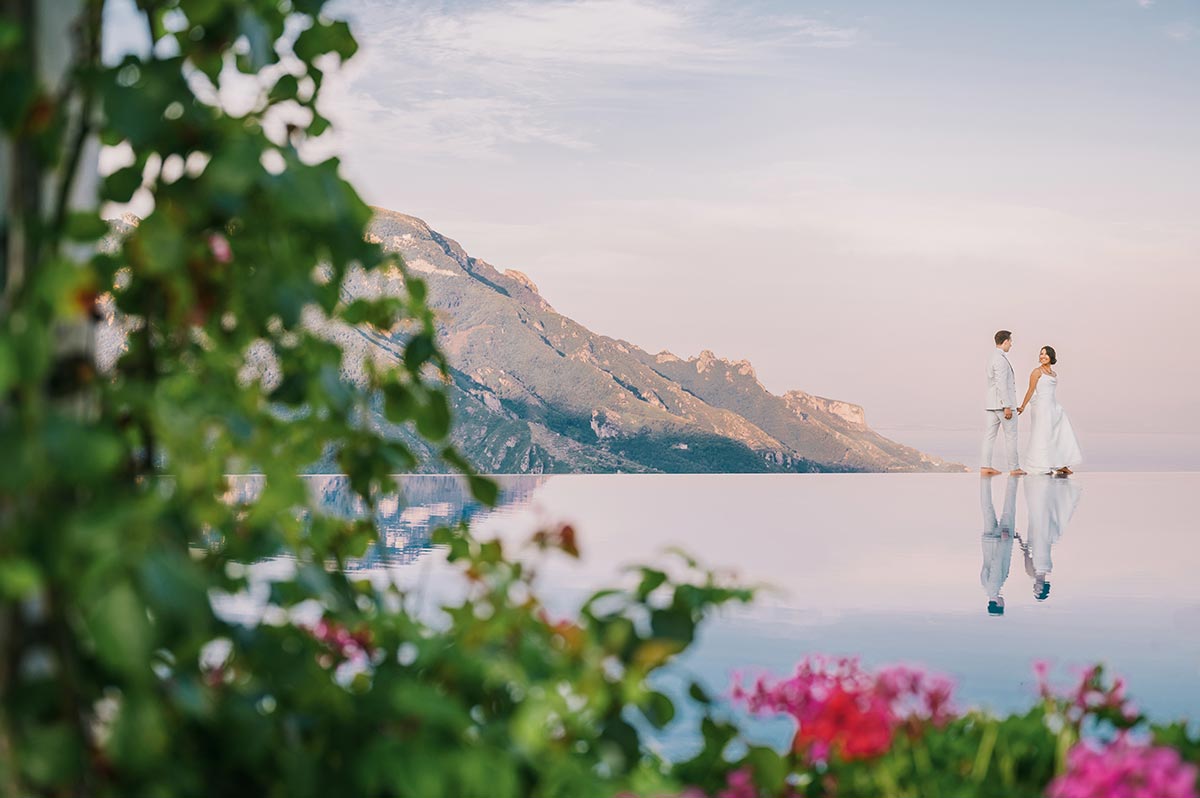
xmin=1036 ymin=663 xmax=1138 ymax=726
xmin=717 ymin=767 xmax=758 ymax=798
xmin=1047 ymin=739 xmax=1199 ymax=798
xmin=209 ymin=232 xmax=233 ymax=264
xmin=306 ymin=617 xmax=374 ymax=666
xmin=731 ymin=656 xmax=957 ymax=764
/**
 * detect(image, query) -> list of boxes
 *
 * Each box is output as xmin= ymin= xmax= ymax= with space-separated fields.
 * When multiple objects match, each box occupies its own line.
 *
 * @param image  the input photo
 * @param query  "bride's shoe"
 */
xmin=1010 ymin=469 xmax=1027 ymax=476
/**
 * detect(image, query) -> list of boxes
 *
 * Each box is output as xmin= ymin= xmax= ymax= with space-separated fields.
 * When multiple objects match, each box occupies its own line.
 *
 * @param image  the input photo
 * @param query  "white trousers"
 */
xmin=981 ymin=409 xmax=1019 ymax=470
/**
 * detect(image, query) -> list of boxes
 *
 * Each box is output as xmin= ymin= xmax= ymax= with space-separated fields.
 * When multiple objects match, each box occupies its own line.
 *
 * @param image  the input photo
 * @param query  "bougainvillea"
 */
xmin=732 ymin=656 xmax=955 ymax=763
xmin=1047 ymin=739 xmax=1199 ymax=798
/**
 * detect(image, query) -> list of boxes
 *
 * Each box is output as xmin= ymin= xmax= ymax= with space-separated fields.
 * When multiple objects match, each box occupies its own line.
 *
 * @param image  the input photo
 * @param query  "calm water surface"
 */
xmin=226 ymin=472 xmax=1200 ymax=756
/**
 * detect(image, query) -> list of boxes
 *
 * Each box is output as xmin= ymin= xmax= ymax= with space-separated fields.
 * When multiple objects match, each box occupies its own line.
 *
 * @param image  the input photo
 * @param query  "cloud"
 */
xmin=1164 ymin=21 xmax=1197 ymax=41
xmin=320 ymin=0 xmax=860 ymax=159
xmin=1137 ymin=0 xmax=1154 ymax=8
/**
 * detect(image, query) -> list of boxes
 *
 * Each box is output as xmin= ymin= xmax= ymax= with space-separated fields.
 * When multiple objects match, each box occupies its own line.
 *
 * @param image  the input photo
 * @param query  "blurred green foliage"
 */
xmin=2 ymin=1 xmax=1197 ymax=797
xmin=0 ymin=0 xmax=756 ymax=794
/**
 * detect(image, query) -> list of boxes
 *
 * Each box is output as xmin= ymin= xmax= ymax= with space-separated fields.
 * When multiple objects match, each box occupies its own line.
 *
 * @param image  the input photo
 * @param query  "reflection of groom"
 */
xmin=981 ymin=330 xmax=1027 ymax=477
xmin=980 ymin=476 xmax=1018 ymax=615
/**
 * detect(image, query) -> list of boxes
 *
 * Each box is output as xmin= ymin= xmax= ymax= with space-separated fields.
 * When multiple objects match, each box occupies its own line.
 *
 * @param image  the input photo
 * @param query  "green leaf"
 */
xmin=308 ymin=112 xmax=331 ymax=137
xmin=109 ymin=692 xmax=170 ymax=769
xmin=403 ymin=333 xmax=435 ymax=371
xmin=0 ymin=558 xmax=43 ymax=599
xmin=383 ymin=382 xmax=417 ymax=422
xmin=19 ymin=723 xmax=81 ymax=787
xmin=406 ymin=276 xmax=427 ymax=303
xmin=635 ymin=568 xmax=668 ymax=600
xmin=0 ymin=336 xmax=17 ymax=392
xmin=0 ymin=19 xmax=24 ymax=53
xmin=746 ymin=745 xmax=787 ymax=793
xmin=269 ymin=73 xmax=300 ymax=104
xmin=103 ymin=164 xmax=144 ymax=203
xmin=133 ymin=212 xmax=186 ymax=275
xmin=293 ymin=19 xmax=357 ymax=63
xmin=84 ymin=583 xmax=152 ymax=676
xmin=468 ymin=475 xmax=498 ymax=507
xmin=415 ymin=390 xmax=451 ymax=441
xmin=643 ymin=691 xmax=676 ymax=729
xmin=64 ymin=211 xmax=109 ymax=241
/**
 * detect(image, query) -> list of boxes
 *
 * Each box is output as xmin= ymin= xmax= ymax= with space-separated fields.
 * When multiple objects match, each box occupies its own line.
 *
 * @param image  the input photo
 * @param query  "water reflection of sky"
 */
xmin=229 ymin=472 xmax=1200 ymax=755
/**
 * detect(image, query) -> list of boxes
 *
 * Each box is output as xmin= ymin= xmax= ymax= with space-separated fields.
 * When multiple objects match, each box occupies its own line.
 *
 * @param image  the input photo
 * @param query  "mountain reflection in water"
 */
xmin=225 ymin=474 xmax=547 ymax=567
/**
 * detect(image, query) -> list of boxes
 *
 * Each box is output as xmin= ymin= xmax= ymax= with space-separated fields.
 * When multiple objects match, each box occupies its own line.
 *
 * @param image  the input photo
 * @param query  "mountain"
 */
xmin=348 ymin=208 xmax=961 ymax=474
xmin=100 ymin=209 xmax=962 ymax=473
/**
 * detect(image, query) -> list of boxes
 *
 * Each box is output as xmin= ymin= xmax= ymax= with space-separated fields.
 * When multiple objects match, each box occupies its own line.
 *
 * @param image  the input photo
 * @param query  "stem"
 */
xmin=51 ymin=0 xmax=104 ymax=238
xmin=0 ymin=0 xmax=39 ymax=314
xmin=971 ymin=719 xmax=999 ymax=783
xmin=48 ymin=585 xmax=97 ymax=797
xmin=0 ymin=605 xmax=23 ymax=797
xmin=912 ymin=743 xmax=937 ymax=798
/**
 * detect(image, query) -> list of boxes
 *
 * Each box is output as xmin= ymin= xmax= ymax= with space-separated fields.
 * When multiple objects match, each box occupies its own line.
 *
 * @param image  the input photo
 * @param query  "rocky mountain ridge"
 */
xmin=356 ymin=208 xmax=961 ymax=474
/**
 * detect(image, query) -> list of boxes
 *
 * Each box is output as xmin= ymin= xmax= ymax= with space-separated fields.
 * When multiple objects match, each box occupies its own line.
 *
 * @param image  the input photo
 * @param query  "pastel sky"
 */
xmin=106 ymin=0 xmax=1200 ymax=433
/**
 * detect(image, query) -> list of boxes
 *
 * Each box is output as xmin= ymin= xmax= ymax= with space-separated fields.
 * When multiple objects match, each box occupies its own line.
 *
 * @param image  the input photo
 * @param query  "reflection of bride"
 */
xmin=980 ymin=476 xmax=1018 ymax=615
xmin=1020 ymin=475 xmax=1083 ymax=601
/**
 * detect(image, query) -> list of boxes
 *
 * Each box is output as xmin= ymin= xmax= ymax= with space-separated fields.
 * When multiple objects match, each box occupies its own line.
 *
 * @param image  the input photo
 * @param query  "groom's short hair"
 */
xmin=994 ymin=330 xmax=1012 ymax=346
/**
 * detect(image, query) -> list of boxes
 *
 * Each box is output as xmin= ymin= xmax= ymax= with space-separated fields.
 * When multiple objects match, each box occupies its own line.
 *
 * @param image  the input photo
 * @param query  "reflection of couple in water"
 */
xmin=980 ymin=475 xmax=1082 ymax=615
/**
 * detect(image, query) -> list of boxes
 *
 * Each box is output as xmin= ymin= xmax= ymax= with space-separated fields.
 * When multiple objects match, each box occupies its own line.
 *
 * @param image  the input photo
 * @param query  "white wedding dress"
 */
xmin=1024 ymin=373 xmax=1083 ymax=473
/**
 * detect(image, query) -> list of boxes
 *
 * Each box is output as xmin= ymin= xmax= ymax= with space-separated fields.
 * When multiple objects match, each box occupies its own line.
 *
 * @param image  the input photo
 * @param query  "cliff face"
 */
xmin=352 ymin=208 xmax=962 ymax=474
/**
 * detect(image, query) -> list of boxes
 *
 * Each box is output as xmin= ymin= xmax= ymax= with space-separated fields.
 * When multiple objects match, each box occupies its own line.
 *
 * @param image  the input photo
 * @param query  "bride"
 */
xmin=1018 ymin=346 xmax=1083 ymax=475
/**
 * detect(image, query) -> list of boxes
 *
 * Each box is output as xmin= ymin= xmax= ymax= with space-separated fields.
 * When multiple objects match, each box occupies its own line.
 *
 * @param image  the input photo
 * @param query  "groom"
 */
xmin=981 ymin=330 xmax=1027 ymax=477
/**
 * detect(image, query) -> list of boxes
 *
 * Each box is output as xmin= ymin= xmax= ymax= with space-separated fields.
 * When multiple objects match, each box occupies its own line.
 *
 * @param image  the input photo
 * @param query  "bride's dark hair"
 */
xmin=1041 ymin=345 xmax=1057 ymax=365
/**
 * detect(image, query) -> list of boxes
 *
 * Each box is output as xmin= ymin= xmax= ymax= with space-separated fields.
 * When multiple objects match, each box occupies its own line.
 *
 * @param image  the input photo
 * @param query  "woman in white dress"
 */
xmin=1017 ymin=345 xmax=1083 ymax=475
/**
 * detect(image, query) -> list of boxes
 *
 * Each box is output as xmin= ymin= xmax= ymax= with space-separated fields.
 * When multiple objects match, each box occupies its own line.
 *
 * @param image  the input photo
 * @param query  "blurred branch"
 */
xmin=51 ymin=0 xmax=104 ymax=237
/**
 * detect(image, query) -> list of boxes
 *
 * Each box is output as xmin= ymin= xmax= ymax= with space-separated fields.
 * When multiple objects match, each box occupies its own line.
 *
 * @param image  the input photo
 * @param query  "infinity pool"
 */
xmin=224 ymin=472 xmax=1200 ymax=755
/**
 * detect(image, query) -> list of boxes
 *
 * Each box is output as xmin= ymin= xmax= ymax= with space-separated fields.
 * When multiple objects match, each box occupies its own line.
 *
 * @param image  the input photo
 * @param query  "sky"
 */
xmin=105 ymin=0 xmax=1200 ymax=434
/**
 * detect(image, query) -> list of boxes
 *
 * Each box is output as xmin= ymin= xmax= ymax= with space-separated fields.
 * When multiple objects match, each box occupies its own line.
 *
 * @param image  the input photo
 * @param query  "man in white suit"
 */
xmin=981 ymin=330 xmax=1027 ymax=476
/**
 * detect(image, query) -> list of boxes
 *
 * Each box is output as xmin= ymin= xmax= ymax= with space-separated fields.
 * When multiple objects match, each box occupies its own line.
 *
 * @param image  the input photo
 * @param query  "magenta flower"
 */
xmin=1047 ymin=739 xmax=1199 ymax=798
xmin=731 ymin=656 xmax=956 ymax=763
xmin=1035 ymin=662 xmax=1139 ymax=725
xmin=717 ymin=767 xmax=758 ymax=798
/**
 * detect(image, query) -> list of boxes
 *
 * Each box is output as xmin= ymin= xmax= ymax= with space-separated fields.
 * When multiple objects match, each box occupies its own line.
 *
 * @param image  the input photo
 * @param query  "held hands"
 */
xmin=1004 ymin=408 xmax=1013 ymax=420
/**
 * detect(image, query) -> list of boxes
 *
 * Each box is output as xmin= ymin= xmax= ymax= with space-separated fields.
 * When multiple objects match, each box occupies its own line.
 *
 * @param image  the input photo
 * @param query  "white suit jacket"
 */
xmin=985 ymin=349 xmax=1017 ymax=410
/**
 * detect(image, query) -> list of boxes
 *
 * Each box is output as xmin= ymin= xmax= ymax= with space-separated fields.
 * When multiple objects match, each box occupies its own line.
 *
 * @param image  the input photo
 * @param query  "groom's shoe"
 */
xmin=980 ymin=468 xmax=1002 ymax=476
xmin=1010 ymin=469 xmax=1027 ymax=476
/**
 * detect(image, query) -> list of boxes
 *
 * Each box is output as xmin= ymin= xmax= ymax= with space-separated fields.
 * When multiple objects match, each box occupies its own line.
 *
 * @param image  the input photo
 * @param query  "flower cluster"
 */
xmin=307 ymin=617 xmax=374 ymax=667
xmin=1034 ymin=661 xmax=1139 ymax=727
xmin=1047 ymin=739 xmax=1199 ymax=798
xmin=732 ymin=656 xmax=955 ymax=763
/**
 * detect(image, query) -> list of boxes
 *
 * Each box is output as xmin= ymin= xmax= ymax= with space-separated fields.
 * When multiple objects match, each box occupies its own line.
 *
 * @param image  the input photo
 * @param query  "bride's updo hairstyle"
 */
xmin=1041 ymin=345 xmax=1057 ymax=365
